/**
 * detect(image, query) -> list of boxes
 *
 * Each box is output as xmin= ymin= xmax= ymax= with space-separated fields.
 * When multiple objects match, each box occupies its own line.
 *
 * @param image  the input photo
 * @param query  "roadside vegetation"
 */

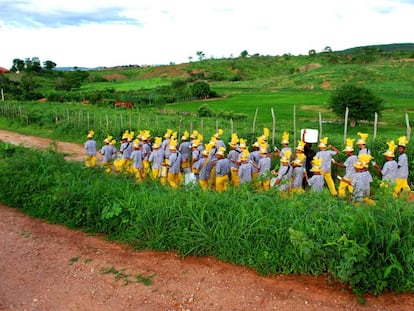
xmin=0 ymin=142 xmax=413 ymax=299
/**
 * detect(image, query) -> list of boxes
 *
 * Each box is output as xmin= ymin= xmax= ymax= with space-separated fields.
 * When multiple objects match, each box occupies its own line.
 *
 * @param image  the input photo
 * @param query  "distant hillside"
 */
xmin=337 ymin=43 xmax=414 ymax=54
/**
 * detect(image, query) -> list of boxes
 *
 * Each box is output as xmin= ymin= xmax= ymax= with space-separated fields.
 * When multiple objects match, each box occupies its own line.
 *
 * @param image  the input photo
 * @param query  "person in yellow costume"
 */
xmin=315 ymin=137 xmax=339 ymax=195
xmin=395 ymin=136 xmax=411 ymax=196
xmin=228 ymin=133 xmax=241 ymax=187
xmin=166 ymin=137 xmax=182 ymax=188
xmin=149 ymin=137 xmax=164 ymax=180
xmin=214 ymin=147 xmax=230 ymax=192
xmin=334 ymin=138 xmax=358 ymax=197
xmin=357 ymin=132 xmax=370 ymax=156
xmin=84 ymin=130 xmax=97 ymax=167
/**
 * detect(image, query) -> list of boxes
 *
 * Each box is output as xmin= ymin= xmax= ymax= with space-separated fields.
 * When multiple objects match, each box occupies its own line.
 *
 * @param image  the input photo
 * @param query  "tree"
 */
xmin=240 ymin=50 xmax=248 ymax=58
xmin=43 ymin=60 xmax=57 ymax=71
xmin=190 ymin=82 xmax=211 ymax=99
xmin=328 ymin=84 xmax=384 ymax=127
xmin=196 ymin=51 xmax=205 ymax=61
xmin=308 ymin=49 xmax=316 ymax=56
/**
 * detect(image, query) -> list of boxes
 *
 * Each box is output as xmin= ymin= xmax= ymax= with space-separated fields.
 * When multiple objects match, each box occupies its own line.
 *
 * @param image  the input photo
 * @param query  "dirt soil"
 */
xmin=1 ymin=130 xmax=414 ymax=310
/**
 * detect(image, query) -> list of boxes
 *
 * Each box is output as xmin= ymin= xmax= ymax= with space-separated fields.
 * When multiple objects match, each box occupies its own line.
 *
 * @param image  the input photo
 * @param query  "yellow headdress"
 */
xmin=295 ymin=152 xmax=306 ymax=162
xmin=152 ymin=137 xmax=162 ymax=149
xmin=190 ymin=130 xmax=199 ymax=140
xmin=104 ymin=135 xmax=113 ymax=144
xmin=353 ymin=161 xmax=364 ymax=170
xmin=397 ymin=136 xmax=408 ymax=147
xmin=311 ymin=156 xmax=322 ymax=172
xmin=191 ymin=139 xmax=200 ymax=148
xmin=216 ymin=146 xmax=226 ymax=157
xmin=171 ymin=131 xmax=177 ymax=140
xmin=259 ymin=146 xmax=268 ymax=154
xmin=202 ymin=142 xmax=213 ymax=156
xmin=140 ymin=130 xmax=150 ymax=141
xmin=383 ymin=140 xmax=396 ymax=158
xmin=121 ymin=130 xmax=129 ymax=140
xmin=292 ymin=157 xmax=304 ymax=166
xmin=229 ymin=133 xmax=239 ymax=146
xmin=133 ymin=139 xmax=140 ymax=148
xmin=214 ymin=129 xmax=224 ymax=139
xmin=281 ymin=150 xmax=292 ymax=163
xmin=295 ymin=140 xmax=305 ymax=151
xmin=164 ymin=129 xmax=173 ymax=138
xmin=357 ymin=132 xmax=368 ymax=145
xmin=127 ymin=131 xmax=135 ymax=142
xmin=358 ymin=153 xmax=373 ymax=168
xmin=240 ymin=149 xmax=249 ymax=161
xmin=281 ymin=132 xmax=290 ymax=144
xmin=343 ymin=138 xmax=354 ymax=152
xmin=318 ymin=137 xmax=328 ymax=148
xmin=181 ymin=130 xmax=189 ymax=141
xmin=111 ymin=139 xmax=116 ymax=145
xmin=239 ymin=138 xmax=247 ymax=149
xmin=168 ymin=137 xmax=178 ymax=150
xmin=87 ymin=130 xmax=95 ymax=138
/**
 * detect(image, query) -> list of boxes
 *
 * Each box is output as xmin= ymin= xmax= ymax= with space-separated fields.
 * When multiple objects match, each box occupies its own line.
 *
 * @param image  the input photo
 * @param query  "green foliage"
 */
xmin=190 ymin=81 xmax=211 ymax=99
xmin=329 ymin=84 xmax=385 ymax=126
xmin=1 ymin=142 xmax=414 ymax=297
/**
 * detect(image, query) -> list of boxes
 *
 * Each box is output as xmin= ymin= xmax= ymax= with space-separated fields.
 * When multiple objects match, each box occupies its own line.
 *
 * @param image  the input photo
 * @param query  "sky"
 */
xmin=0 ymin=0 xmax=413 ymax=68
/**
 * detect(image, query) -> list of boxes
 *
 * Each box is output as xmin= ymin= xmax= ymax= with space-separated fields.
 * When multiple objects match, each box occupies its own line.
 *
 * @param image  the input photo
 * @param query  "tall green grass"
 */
xmin=1 ymin=142 xmax=414 ymax=297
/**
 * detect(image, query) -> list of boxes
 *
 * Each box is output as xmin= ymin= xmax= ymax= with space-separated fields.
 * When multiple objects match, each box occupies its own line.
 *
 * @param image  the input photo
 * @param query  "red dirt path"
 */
xmin=1 ymin=130 xmax=414 ymax=310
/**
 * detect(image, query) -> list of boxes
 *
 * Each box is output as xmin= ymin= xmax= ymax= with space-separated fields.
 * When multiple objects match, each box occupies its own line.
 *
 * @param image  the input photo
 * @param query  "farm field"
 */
xmin=1 ymin=130 xmax=414 ymax=310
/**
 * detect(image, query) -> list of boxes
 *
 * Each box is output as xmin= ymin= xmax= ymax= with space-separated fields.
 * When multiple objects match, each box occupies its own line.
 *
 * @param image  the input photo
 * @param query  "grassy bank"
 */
xmin=0 ymin=142 xmax=413 ymax=298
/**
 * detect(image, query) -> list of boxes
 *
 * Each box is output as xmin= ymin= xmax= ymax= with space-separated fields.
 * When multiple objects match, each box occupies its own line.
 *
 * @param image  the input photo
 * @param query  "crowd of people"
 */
xmin=84 ymin=128 xmax=411 ymax=203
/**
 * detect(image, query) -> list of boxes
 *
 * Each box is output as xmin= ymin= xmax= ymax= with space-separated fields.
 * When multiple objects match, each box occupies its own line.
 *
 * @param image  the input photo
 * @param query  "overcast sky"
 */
xmin=0 ymin=0 xmax=413 ymax=68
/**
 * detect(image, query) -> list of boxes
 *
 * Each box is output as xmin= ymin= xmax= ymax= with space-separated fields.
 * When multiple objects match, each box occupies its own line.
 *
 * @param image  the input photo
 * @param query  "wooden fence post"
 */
xmin=230 ymin=119 xmax=234 ymax=135
xmin=344 ymin=106 xmax=349 ymax=143
xmin=318 ymin=112 xmax=322 ymax=138
xmin=271 ymin=107 xmax=276 ymax=147
xmin=373 ymin=112 xmax=378 ymax=139
xmin=293 ymin=105 xmax=296 ymax=144
xmin=406 ymin=112 xmax=411 ymax=142
xmin=252 ymin=107 xmax=258 ymax=134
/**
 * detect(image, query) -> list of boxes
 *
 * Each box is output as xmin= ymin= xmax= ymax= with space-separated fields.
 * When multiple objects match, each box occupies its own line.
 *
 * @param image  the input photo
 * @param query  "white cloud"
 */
xmin=0 ymin=0 xmax=413 ymax=68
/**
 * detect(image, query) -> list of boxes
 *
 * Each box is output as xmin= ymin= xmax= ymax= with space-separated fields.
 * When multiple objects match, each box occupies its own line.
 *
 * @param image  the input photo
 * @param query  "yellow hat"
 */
xmin=152 ymin=137 xmax=162 ymax=149
xmin=216 ymin=146 xmax=226 ymax=157
xmin=383 ymin=140 xmax=396 ymax=158
xmin=296 ymin=153 xmax=306 ymax=162
xmin=229 ymin=133 xmax=239 ymax=147
xmin=318 ymin=137 xmax=328 ymax=148
xmin=240 ymin=149 xmax=249 ymax=161
xmin=111 ymin=139 xmax=116 ymax=145
xmin=191 ymin=139 xmax=200 ymax=148
xmin=281 ymin=132 xmax=289 ymax=144
xmin=103 ymin=135 xmax=113 ymax=144
xmin=190 ymin=130 xmax=199 ymax=140
xmin=168 ymin=138 xmax=178 ymax=150
xmin=140 ymin=130 xmax=150 ymax=141
xmin=310 ymin=156 xmax=322 ymax=172
xmin=343 ymin=138 xmax=355 ymax=152
xmin=259 ymin=146 xmax=268 ymax=154
xmin=239 ymin=138 xmax=247 ymax=149
xmin=164 ymin=129 xmax=172 ymax=138
xmin=357 ymin=132 xmax=368 ymax=145
xmin=133 ymin=139 xmax=140 ymax=148
xmin=181 ymin=130 xmax=189 ymax=141
xmin=295 ymin=140 xmax=305 ymax=151
xmin=292 ymin=157 xmax=303 ymax=166
xmin=398 ymin=136 xmax=408 ymax=147
xmin=87 ymin=130 xmax=95 ymax=138
xmin=127 ymin=131 xmax=135 ymax=142
xmin=353 ymin=161 xmax=364 ymax=170
xmin=358 ymin=153 xmax=373 ymax=168
xmin=281 ymin=150 xmax=292 ymax=163
xmin=214 ymin=129 xmax=224 ymax=139
xmin=121 ymin=130 xmax=129 ymax=140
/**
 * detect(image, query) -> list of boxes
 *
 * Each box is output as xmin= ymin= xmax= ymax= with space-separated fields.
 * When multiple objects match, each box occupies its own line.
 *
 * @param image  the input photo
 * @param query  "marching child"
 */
xmin=334 ymin=138 xmax=358 ymax=198
xmin=308 ymin=157 xmax=325 ymax=192
xmin=238 ymin=149 xmax=253 ymax=185
xmin=395 ymin=136 xmax=411 ymax=196
xmin=373 ymin=140 xmax=398 ymax=187
xmin=315 ymin=137 xmax=339 ymax=195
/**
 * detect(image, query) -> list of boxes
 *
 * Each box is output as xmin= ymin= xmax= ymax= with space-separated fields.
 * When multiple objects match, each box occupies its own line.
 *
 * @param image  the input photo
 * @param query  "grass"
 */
xmin=1 ymin=142 xmax=414 ymax=297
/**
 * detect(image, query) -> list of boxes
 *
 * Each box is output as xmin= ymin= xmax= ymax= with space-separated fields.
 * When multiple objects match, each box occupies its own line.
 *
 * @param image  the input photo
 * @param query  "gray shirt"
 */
xmin=84 ymin=139 xmax=97 ymax=156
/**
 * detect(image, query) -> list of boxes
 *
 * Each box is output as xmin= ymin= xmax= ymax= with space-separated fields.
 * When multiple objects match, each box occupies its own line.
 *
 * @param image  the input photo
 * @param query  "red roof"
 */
xmin=0 ymin=67 xmax=10 ymax=73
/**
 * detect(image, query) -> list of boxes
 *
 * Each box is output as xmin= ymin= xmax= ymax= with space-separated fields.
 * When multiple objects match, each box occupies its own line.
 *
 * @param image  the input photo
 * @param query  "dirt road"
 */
xmin=1 ymin=130 xmax=414 ymax=310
